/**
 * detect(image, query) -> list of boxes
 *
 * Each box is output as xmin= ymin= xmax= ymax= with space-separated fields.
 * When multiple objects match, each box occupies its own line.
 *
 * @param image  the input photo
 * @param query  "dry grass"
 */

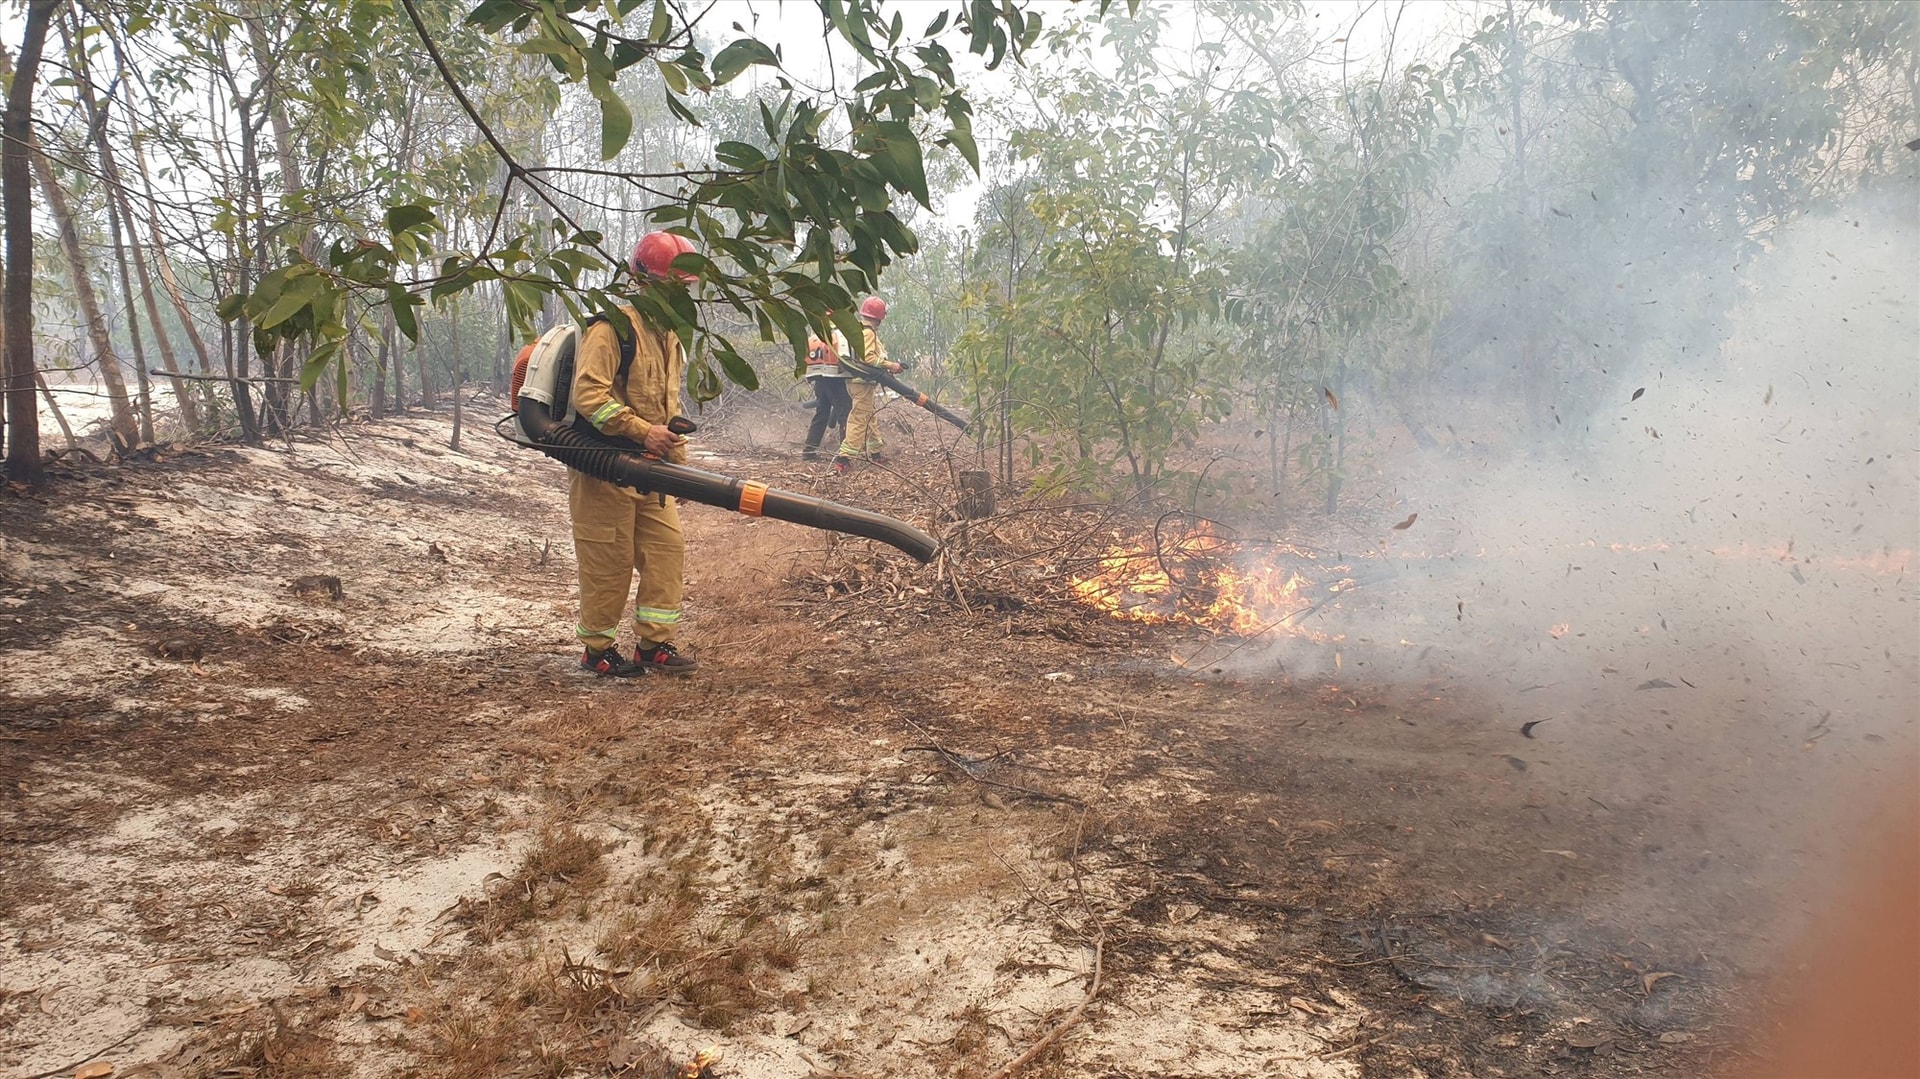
xmin=206 ymin=1000 xmax=342 ymax=1078
xmin=459 ymin=825 xmax=610 ymax=942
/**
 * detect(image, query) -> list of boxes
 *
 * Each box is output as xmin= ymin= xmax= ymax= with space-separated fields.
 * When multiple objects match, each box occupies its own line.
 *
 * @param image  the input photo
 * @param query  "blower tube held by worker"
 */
xmin=845 ymin=361 xmax=970 ymax=433
xmin=507 ymin=398 xmax=939 ymax=564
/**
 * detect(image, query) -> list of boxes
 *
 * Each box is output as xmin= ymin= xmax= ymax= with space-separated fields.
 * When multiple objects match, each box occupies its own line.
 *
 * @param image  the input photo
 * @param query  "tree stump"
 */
xmin=957 ymin=470 xmax=996 ymax=519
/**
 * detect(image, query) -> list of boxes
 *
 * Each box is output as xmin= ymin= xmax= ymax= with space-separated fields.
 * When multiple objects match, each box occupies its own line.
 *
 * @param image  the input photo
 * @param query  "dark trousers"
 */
xmin=804 ymin=377 xmax=852 ymax=455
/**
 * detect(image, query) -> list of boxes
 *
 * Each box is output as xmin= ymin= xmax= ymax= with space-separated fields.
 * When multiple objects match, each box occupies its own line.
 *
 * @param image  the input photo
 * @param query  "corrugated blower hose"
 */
xmin=498 ymin=328 xmax=939 ymax=564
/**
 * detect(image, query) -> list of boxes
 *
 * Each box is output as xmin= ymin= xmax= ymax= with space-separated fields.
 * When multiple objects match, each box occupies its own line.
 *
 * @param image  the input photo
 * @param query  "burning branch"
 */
xmin=1068 ymin=512 xmax=1355 ymax=639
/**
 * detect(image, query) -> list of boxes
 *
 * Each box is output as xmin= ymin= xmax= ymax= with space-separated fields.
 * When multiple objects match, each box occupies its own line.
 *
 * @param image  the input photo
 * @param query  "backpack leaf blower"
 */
xmin=499 ymin=325 xmax=938 ymax=563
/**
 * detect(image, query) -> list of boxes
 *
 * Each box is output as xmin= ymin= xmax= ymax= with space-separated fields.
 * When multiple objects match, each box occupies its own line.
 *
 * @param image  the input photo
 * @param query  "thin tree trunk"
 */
xmin=391 ymin=309 xmax=405 ymax=414
xmin=414 ymin=309 xmax=434 ymax=410
xmin=35 ymin=370 xmax=76 ymax=450
xmin=449 ymin=294 xmax=463 ymax=451
xmin=372 ymin=305 xmax=391 ymax=419
xmin=248 ymin=14 xmax=315 ymax=434
xmin=108 ymin=187 xmax=156 ymax=444
xmin=62 ymin=10 xmax=156 ymax=443
xmin=33 ymin=147 xmax=140 ymax=452
xmin=127 ymin=125 xmax=216 ymax=377
xmin=1 ymin=3 xmax=57 ymax=482
xmin=103 ymin=110 xmax=201 ymax=433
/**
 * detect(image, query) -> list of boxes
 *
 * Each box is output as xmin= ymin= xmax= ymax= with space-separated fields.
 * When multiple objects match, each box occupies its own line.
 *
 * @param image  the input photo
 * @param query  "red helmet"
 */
xmin=858 ymin=296 xmax=888 ymax=323
xmin=631 ymin=231 xmax=697 ymax=281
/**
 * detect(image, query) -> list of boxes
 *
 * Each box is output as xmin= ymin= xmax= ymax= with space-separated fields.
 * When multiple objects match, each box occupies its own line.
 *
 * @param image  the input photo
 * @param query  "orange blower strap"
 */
xmin=737 ymin=481 xmax=769 ymax=517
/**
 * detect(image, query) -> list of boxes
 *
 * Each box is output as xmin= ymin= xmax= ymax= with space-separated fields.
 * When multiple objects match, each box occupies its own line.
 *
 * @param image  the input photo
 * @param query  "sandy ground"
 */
xmin=0 ymin=401 xmax=1910 ymax=1079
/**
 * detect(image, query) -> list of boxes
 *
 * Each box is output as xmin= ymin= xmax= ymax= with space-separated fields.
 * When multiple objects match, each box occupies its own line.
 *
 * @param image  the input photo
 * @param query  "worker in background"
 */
xmin=800 ymin=322 xmax=851 ymax=461
xmin=566 ymin=231 xmax=701 ymax=678
xmin=833 ymin=295 xmax=903 ymax=475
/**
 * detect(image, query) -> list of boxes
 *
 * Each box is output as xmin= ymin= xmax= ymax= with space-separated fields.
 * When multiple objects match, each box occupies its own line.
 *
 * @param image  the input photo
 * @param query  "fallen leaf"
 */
xmin=1642 ymin=971 xmax=1679 ymax=994
xmin=1631 ymin=387 xmax=1645 ymax=401
xmin=1041 ymin=671 xmax=1075 ymax=683
xmin=1659 ymin=1031 xmax=1695 ymax=1044
xmin=1541 ymin=849 xmax=1578 ymax=859
xmin=1288 ymin=995 xmax=1334 ymax=1016
xmin=1322 ymin=386 xmax=1339 ymax=410
xmin=1502 ymin=754 xmax=1529 ymax=772
xmin=1636 ymin=678 xmax=1677 ymax=690
xmin=1167 ymin=902 xmax=1201 ymax=925
xmin=1763 ymin=385 xmax=1774 ymax=405
xmin=1566 ymin=1030 xmax=1612 ymax=1050
xmin=1392 ymin=513 xmax=1418 ymax=530
xmin=373 ymin=943 xmax=398 ymax=962
xmin=1521 ymin=720 xmax=1548 ymax=739
xmin=74 ymin=1063 xmax=114 ymax=1079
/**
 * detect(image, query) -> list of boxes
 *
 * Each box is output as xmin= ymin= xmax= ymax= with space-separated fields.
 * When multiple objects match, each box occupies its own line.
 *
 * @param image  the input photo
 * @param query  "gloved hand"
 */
xmin=642 ymin=424 xmax=684 ymax=456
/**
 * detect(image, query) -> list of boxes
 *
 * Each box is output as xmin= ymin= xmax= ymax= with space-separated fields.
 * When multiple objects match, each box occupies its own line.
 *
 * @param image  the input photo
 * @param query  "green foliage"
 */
xmin=165 ymin=0 xmax=1044 ymax=399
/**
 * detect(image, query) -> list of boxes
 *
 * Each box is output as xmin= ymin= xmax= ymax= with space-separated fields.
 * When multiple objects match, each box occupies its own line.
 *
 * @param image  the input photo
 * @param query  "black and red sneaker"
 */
xmin=868 ymin=452 xmax=891 ymax=465
xmin=634 ymin=641 xmax=699 ymax=674
xmin=581 ymin=646 xmax=647 ymax=678
xmin=832 ymin=456 xmax=852 ymax=475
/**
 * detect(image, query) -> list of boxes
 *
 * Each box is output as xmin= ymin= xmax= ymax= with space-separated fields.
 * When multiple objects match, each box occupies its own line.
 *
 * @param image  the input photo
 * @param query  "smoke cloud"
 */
xmin=1230 ymin=193 xmax=1916 ymax=956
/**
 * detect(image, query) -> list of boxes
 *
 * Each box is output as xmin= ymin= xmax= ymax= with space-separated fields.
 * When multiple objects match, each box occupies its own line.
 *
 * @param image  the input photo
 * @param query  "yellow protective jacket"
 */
xmin=572 ymin=307 xmax=688 ymax=465
xmin=842 ymin=324 xmax=891 ymax=382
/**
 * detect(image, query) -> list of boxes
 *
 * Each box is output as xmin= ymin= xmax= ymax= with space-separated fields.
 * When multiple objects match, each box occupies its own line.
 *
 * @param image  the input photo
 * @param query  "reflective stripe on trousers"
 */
xmin=569 ymin=470 xmax=685 ymax=650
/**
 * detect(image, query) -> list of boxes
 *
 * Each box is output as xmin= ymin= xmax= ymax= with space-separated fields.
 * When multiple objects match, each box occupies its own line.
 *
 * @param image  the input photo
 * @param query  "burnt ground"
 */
xmin=0 ymin=401 xmax=1888 ymax=1078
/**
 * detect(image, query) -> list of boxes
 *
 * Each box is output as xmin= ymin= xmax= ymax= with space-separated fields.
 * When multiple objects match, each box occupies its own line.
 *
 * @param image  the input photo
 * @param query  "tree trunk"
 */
xmin=449 ymin=294 xmax=463 ymax=451
xmin=33 ymin=147 xmax=141 ymax=452
xmin=414 ymin=314 xmax=434 ymax=410
xmin=127 ymin=123 xmax=216 ymax=380
xmin=35 ymin=369 xmax=77 ymax=451
xmin=248 ymin=15 xmax=317 ymax=435
xmin=391 ymin=309 xmax=406 ymax=414
xmin=372 ymin=305 xmax=391 ymax=419
xmin=107 ymin=186 xmax=156 ymax=444
xmin=1 ymin=3 xmax=57 ymax=483
xmin=61 ymin=10 xmax=157 ymax=444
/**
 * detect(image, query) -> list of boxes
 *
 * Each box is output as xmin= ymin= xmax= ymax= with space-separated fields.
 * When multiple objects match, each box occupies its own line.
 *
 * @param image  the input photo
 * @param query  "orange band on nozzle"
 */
xmin=738 ymin=481 xmax=768 ymax=517
xmin=916 ymin=393 xmax=929 ymax=407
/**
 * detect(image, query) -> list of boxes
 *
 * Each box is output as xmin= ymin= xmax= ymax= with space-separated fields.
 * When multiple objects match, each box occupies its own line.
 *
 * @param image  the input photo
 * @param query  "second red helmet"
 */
xmin=631 ymin=231 xmax=697 ymax=281
xmin=858 ymin=296 xmax=888 ymax=323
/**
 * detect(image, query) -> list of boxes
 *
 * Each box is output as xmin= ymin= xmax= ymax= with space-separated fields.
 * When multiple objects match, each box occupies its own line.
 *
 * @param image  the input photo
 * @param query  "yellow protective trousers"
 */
xmin=568 ymin=470 xmax=684 ymax=650
xmin=838 ymin=378 xmax=883 ymax=459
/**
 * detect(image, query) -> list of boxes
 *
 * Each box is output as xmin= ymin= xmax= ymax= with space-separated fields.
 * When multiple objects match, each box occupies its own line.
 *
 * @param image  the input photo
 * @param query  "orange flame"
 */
xmin=1071 ymin=524 xmax=1348 ymax=639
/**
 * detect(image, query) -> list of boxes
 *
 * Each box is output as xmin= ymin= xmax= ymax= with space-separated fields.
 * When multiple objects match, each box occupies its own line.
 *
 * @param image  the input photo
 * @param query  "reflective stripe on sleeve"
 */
xmin=589 ymin=400 xmax=624 ymax=429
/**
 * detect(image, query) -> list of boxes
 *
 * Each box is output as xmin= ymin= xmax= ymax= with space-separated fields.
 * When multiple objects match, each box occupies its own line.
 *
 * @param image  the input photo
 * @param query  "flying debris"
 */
xmin=1393 ymin=513 xmax=1418 ymax=531
xmin=1631 ymin=387 xmax=1646 ymax=401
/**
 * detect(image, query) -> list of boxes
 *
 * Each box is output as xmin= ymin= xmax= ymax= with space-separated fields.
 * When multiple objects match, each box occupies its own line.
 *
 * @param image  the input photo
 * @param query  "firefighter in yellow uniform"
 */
xmin=568 ymin=231 xmax=701 ymax=678
xmin=834 ymin=295 xmax=903 ymax=475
